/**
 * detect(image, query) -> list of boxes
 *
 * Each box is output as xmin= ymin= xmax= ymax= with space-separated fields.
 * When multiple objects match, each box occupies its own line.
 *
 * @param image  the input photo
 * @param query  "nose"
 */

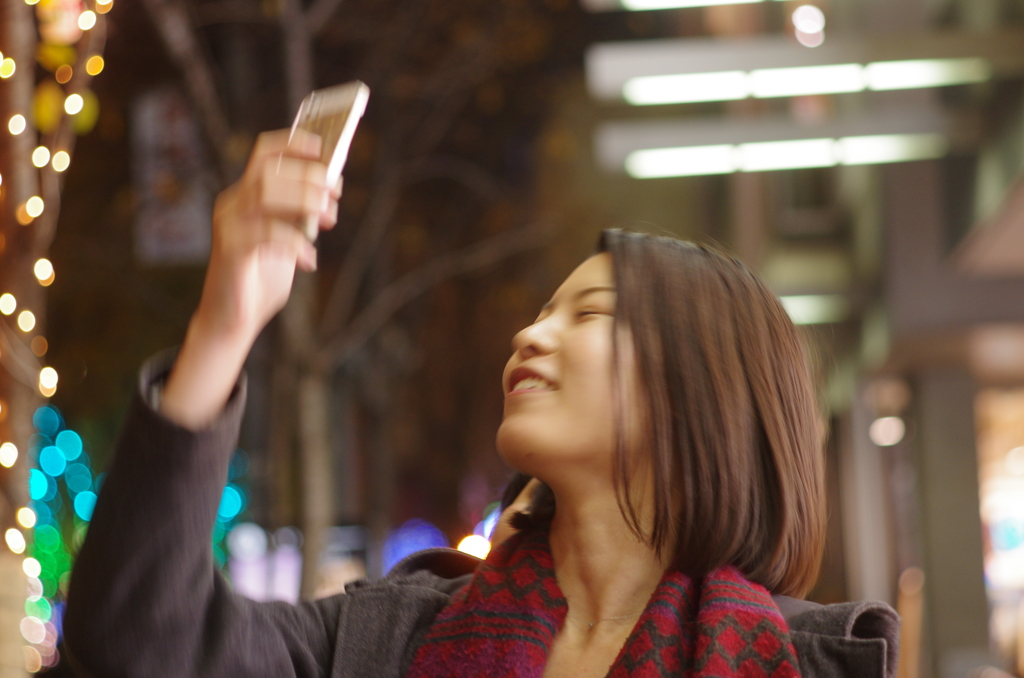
xmin=511 ymin=317 xmax=557 ymax=359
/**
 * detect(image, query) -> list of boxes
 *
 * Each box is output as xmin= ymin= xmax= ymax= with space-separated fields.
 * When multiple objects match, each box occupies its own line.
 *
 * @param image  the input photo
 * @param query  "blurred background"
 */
xmin=1 ymin=0 xmax=1024 ymax=674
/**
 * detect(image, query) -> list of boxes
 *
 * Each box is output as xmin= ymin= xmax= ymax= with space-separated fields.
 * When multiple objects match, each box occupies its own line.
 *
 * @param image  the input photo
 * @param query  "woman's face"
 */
xmin=498 ymin=253 xmax=641 ymax=485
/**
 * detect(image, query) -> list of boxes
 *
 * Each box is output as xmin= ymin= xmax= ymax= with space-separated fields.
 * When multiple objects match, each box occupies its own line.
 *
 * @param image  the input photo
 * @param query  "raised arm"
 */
xmin=64 ymin=130 xmax=344 ymax=677
xmin=162 ymin=129 xmax=338 ymax=429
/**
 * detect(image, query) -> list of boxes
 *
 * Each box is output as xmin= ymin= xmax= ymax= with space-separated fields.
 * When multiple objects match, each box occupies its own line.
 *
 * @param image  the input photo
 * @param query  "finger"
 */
xmin=260 ymin=173 xmax=331 ymax=219
xmin=271 ymin=156 xmax=329 ymax=187
xmin=319 ymin=198 xmax=339 ymax=230
xmin=262 ymin=218 xmax=318 ymax=270
xmin=248 ymin=129 xmax=322 ymax=170
xmin=331 ymin=176 xmax=344 ymax=200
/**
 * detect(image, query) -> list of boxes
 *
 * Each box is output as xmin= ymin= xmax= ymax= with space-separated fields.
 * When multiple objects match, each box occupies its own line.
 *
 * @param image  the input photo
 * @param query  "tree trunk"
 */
xmin=296 ymin=371 xmax=333 ymax=597
xmin=0 ymin=0 xmax=42 ymax=672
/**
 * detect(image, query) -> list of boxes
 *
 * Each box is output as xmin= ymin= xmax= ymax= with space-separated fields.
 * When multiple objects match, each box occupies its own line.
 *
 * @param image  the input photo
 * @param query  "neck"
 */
xmin=547 ymin=482 xmax=666 ymax=626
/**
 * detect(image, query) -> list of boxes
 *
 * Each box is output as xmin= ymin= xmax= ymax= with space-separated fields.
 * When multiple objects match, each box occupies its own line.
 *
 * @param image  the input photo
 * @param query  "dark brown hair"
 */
xmin=602 ymin=229 xmax=825 ymax=596
xmin=510 ymin=230 xmax=825 ymax=597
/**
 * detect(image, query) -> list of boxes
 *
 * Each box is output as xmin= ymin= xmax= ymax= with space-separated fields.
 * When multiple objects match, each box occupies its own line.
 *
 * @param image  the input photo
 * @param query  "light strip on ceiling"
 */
xmin=779 ymin=295 xmax=850 ymax=325
xmin=622 ymin=58 xmax=991 ymax=106
xmin=865 ymin=57 xmax=991 ymax=90
xmin=619 ymin=0 xmax=784 ymax=9
xmin=622 ymin=71 xmax=749 ymax=104
xmin=625 ymin=133 xmax=948 ymax=178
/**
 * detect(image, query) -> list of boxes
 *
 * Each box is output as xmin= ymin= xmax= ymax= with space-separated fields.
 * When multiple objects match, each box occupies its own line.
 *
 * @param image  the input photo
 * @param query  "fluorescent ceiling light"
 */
xmin=620 ymin=58 xmax=992 ymax=105
xmin=626 ymin=144 xmax=735 ymax=178
xmin=779 ymin=295 xmax=850 ymax=325
xmin=738 ymin=138 xmax=837 ymax=171
xmin=620 ymin=0 xmax=782 ymax=9
xmin=623 ymin=133 xmax=949 ymax=178
xmin=865 ymin=57 xmax=991 ymax=91
xmin=837 ymin=134 xmax=948 ymax=165
xmin=623 ymin=71 xmax=748 ymax=105
xmin=749 ymin=64 xmax=864 ymax=98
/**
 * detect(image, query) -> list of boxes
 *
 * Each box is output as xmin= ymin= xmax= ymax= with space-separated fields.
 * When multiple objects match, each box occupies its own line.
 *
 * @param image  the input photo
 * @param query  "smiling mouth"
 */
xmin=509 ymin=376 xmax=555 ymax=393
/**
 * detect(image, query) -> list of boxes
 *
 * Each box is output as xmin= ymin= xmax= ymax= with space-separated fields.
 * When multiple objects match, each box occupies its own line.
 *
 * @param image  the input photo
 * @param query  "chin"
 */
xmin=496 ymin=417 xmax=553 ymax=476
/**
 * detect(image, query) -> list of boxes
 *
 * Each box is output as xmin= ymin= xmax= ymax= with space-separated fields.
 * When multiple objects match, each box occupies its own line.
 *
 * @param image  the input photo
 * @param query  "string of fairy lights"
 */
xmin=0 ymin=0 xmax=112 ymax=671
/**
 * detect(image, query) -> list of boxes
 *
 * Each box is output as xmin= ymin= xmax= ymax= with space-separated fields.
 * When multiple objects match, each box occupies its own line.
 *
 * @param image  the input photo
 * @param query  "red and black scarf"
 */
xmin=405 ymin=527 xmax=803 ymax=678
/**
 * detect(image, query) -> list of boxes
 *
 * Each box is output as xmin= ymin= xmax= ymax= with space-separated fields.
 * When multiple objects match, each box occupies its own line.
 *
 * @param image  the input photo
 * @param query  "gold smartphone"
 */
xmin=289 ymin=80 xmax=370 ymax=240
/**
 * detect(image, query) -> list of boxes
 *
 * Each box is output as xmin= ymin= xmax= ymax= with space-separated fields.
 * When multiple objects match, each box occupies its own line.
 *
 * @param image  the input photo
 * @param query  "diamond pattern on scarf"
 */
xmin=404 ymin=528 xmax=803 ymax=678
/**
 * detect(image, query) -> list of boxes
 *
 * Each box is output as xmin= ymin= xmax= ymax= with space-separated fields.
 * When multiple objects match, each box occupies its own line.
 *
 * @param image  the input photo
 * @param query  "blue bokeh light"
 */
xmin=64 ymin=463 xmax=92 ymax=494
xmin=228 ymin=449 xmax=250 ymax=481
xmin=30 ymin=501 xmax=53 ymax=526
xmin=39 ymin=446 xmax=67 ymax=477
xmin=382 ymin=519 xmax=449 ymax=574
xmin=33 ymin=406 xmax=63 ymax=437
xmin=74 ymin=491 xmax=97 ymax=521
xmin=29 ymin=469 xmax=48 ymax=501
xmin=55 ymin=430 xmax=83 ymax=461
xmin=218 ymin=485 xmax=244 ymax=520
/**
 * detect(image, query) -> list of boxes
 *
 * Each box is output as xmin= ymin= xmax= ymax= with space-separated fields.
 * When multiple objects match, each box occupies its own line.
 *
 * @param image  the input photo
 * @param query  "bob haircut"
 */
xmin=513 ymin=229 xmax=825 ymax=598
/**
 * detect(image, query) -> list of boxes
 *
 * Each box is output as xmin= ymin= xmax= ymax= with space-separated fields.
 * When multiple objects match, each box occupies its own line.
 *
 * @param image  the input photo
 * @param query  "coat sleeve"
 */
xmin=63 ymin=352 xmax=346 ymax=678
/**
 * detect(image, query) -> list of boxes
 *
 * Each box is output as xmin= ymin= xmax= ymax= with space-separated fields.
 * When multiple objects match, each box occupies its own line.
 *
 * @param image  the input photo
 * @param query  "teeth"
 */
xmin=512 ymin=376 xmax=552 ymax=391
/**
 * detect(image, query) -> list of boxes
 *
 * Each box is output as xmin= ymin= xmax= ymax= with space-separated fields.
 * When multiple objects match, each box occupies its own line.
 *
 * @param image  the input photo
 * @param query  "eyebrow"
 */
xmin=540 ymin=285 xmax=616 ymax=311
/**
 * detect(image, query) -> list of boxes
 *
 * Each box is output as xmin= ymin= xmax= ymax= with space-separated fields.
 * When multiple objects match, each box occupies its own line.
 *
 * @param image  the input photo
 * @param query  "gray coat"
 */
xmin=64 ymin=353 xmax=899 ymax=678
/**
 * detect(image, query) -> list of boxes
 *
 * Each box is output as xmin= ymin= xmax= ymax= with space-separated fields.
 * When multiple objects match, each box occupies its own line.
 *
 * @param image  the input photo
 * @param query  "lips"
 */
xmin=507 ymin=366 xmax=556 ymax=395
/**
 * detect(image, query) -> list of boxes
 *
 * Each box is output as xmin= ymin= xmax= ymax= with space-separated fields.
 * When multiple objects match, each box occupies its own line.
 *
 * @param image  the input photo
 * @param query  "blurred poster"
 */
xmin=131 ymin=88 xmax=213 ymax=265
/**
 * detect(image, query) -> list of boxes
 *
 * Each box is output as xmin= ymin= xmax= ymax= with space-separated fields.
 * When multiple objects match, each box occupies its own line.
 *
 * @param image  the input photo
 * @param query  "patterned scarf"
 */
xmin=405 ymin=527 xmax=803 ymax=678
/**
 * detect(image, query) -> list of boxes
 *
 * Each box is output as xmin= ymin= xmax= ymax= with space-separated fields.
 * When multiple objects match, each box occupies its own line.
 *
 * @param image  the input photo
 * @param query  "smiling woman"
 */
xmin=64 ymin=130 xmax=898 ymax=678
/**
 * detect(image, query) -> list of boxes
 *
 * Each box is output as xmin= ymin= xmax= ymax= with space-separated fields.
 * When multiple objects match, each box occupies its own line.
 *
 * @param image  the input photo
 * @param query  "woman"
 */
xmin=64 ymin=130 xmax=898 ymax=678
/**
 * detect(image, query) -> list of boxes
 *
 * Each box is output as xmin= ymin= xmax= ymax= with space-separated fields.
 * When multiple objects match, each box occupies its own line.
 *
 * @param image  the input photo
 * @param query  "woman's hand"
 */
xmin=160 ymin=129 xmax=340 ymax=429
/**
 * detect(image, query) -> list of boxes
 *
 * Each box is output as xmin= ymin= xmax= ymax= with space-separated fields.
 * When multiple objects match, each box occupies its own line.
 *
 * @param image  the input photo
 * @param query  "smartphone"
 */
xmin=289 ymin=80 xmax=370 ymax=240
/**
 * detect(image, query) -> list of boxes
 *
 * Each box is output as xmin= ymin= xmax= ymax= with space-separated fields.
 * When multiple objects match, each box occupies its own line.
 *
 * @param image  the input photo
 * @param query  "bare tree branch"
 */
xmin=193 ymin=0 xmax=268 ymax=26
xmin=315 ymin=220 xmax=554 ymax=371
xmin=403 ymin=155 xmax=506 ymax=203
xmin=139 ymin=0 xmax=234 ymax=181
xmin=281 ymin=0 xmax=314 ymax=112
xmin=318 ymin=154 xmax=403 ymax=340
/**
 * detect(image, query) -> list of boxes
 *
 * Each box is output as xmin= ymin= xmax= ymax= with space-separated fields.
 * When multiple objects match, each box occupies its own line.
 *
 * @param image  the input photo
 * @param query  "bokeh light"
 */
xmin=5 ymin=528 xmax=26 ymax=554
xmin=869 ymin=416 xmax=906 ymax=447
xmin=64 ymin=93 xmax=83 ymax=115
xmin=28 ymin=469 xmax=49 ymax=501
xmin=74 ymin=491 xmax=97 ymax=521
xmin=0 ymin=58 xmax=16 ymax=79
xmin=26 ymin=196 xmax=44 ymax=217
xmin=33 ymin=407 xmax=62 ymax=436
xmin=17 ymin=507 xmax=37 ymax=529
xmin=39 ymin=367 xmax=58 ymax=390
xmin=31 ymin=336 xmax=48 ymax=356
xmin=382 ymin=519 xmax=449 ymax=574
xmin=34 ymin=258 xmax=54 ymax=282
xmin=64 ymin=463 xmax=91 ymax=493
xmin=77 ymin=10 xmax=96 ymax=30
xmin=8 ymin=114 xmax=26 ymax=134
xmin=55 ymin=64 xmax=72 ymax=84
xmin=85 ymin=55 xmax=104 ymax=75
xmin=457 ymin=535 xmax=491 ymax=559
xmin=0 ymin=442 xmax=17 ymax=467
xmin=31 ymin=146 xmax=51 ymax=168
xmin=39 ymin=446 xmax=66 ymax=477
xmin=18 ymin=310 xmax=36 ymax=332
xmin=792 ymin=5 xmax=826 ymax=33
xmin=52 ymin=150 xmax=70 ymax=172
xmin=0 ymin=293 xmax=15 ymax=315
xmin=22 ymin=557 xmax=41 ymax=578
xmin=56 ymin=430 xmax=82 ymax=460
xmin=23 ymin=646 xmax=41 ymax=673
xmin=218 ymin=484 xmax=244 ymax=520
